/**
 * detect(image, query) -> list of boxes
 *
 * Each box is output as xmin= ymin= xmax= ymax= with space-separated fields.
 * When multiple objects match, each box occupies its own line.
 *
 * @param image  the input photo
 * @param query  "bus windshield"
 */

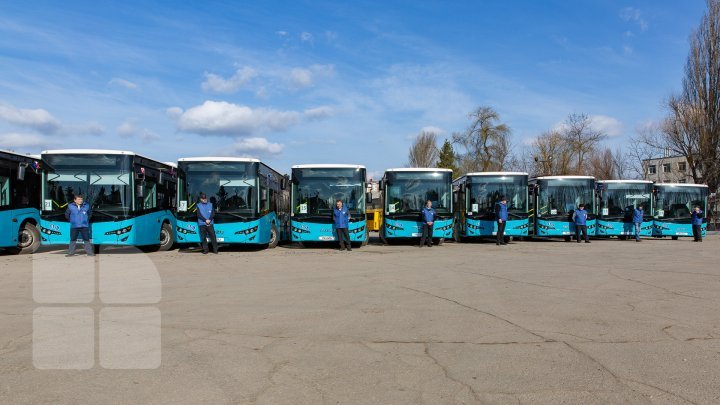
xmin=43 ymin=154 xmax=133 ymax=215
xmin=655 ymin=185 xmax=707 ymax=219
xmin=179 ymin=161 xmax=257 ymax=214
xmin=468 ymin=175 xmax=527 ymax=215
xmin=292 ymin=167 xmax=365 ymax=215
xmin=600 ymin=183 xmax=651 ymax=217
xmin=385 ymin=171 xmax=451 ymax=214
xmin=537 ymin=178 xmax=594 ymax=217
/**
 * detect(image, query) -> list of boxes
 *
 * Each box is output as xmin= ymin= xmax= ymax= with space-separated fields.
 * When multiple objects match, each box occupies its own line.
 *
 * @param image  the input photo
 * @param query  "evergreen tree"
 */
xmin=437 ymin=139 xmax=458 ymax=178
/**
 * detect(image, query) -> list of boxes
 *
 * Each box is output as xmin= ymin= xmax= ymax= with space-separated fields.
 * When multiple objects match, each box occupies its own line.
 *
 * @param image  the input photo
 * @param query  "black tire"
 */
xmin=564 ymin=236 xmax=572 ymax=242
xmin=380 ymin=227 xmax=388 ymax=245
xmin=267 ymin=225 xmax=279 ymax=249
xmin=361 ymin=231 xmax=369 ymax=246
xmin=671 ymin=236 xmax=679 ymax=240
xmin=14 ymin=222 xmax=40 ymax=254
xmin=158 ymin=223 xmax=174 ymax=251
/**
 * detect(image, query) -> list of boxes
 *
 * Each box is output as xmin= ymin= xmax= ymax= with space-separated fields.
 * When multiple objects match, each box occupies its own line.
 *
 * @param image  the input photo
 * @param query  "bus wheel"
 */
xmin=267 ymin=225 xmax=279 ymax=249
xmin=438 ymin=238 xmax=444 ymax=246
xmin=671 ymin=236 xmax=679 ymax=240
xmin=380 ymin=228 xmax=388 ymax=245
xmin=564 ymin=236 xmax=571 ymax=242
xmin=14 ymin=222 xmax=40 ymax=254
xmin=158 ymin=223 xmax=174 ymax=251
xmin=361 ymin=232 xmax=369 ymax=247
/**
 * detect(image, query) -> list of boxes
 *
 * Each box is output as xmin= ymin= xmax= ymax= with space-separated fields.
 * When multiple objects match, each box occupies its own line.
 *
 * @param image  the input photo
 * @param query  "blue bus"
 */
xmin=0 ymin=150 xmax=42 ymax=254
xmin=290 ymin=164 xmax=368 ymax=246
xmin=380 ymin=168 xmax=453 ymax=244
xmin=175 ymin=157 xmax=289 ymax=249
xmin=596 ymin=180 xmax=653 ymax=239
xmin=530 ymin=176 xmax=596 ymax=240
xmin=452 ymin=172 xmax=529 ymax=241
xmin=652 ymin=183 xmax=709 ymax=240
xmin=40 ymin=150 xmax=178 ymax=251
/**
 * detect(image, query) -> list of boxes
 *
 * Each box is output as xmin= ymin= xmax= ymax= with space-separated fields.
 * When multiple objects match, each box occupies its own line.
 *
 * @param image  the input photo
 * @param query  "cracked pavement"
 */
xmin=1 ymin=236 xmax=719 ymax=404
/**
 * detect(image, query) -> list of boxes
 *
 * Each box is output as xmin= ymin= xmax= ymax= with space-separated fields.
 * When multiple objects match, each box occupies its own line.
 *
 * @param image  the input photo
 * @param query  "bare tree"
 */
xmin=452 ymin=106 xmax=512 ymax=173
xmin=407 ymin=131 xmax=439 ymax=167
xmin=529 ymin=130 xmax=574 ymax=177
xmin=560 ymin=113 xmax=607 ymax=174
xmin=588 ymin=148 xmax=617 ymax=179
xmin=628 ymin=123 xmax=666 ymax=180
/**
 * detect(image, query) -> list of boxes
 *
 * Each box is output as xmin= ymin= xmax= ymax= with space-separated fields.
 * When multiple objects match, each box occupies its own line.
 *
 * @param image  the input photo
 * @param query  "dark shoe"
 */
xmin=202 ymin=251 xmax=208 ymax=254
xmin=347 ymin=248 xmax=352 ymax=251
xmin=212 ymin=251 xmax=218 ymax=254
xmin=65 ymin=253 xmax=75 ymax=257
xmin=636 ymin=239 xmax=640 ymax=242
xmin=585 ymin=241 xmax=591 ymax=243
xmin=427 ymin=244 xmax=432 ymax=247
xmin=496 ymin=242 xmax=500 ymax=246
xmin=87 ymin=253 xmax=95 ymax=257
xmin=577 ymin=241 xmax=581 ymax=243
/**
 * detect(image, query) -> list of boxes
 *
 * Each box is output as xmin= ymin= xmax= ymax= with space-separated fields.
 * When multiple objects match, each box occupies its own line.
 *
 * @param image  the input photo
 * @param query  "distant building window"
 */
xmin=678 ymin=162 xmax=686 ymax=171
xmin=648 ymin=165 xmax=656 ymax=174
xmin=662 ymin=163 xmax=671 ymax=173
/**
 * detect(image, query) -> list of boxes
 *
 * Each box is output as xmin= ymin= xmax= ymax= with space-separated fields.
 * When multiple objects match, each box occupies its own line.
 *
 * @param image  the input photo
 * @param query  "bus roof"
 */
xmin=178 ymin=157 xmax=260 ymax=163
xmin=292 ymin=164 xmax=365 ymax=169
xmin=162 ymin=162 xmax=178 ymax=168
xmin=465 ymin=172 xmax=529 ymax=177
xmin=533 ymin=175 xmax=595 ymax=180
xmin=0 ymin=149 xmax=40 ymax=161
xmin=654 ymin=182 xmax=709 ymax=188
xmin=41 ymin=149 xmax=172 ymax=169
xmin=598 ymin=179 xmax=652 ymax=184
xmin=384 ymin=168 xmax=453 ymax=173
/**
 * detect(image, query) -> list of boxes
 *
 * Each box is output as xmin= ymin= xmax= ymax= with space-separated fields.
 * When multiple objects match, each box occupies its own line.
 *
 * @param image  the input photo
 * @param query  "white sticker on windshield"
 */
xmin=602 ymin=208 xmax=609 ymax=216
xmin=178 ymin=201 xmax=187 ymax=212
xmin=550 ymin=209 xmax=557 ymax=215
xmin=300 ymin=203 xmax=308 ymax=214
xmin=44 ymin=199 xmax=52 ymax=211
xmin=471 ymin=203 xmax=478 ymax=213
xmin=657 ymin=209 xmax=664 ymax=218
xmin=388 ymin=205 xmax=396 ymax=213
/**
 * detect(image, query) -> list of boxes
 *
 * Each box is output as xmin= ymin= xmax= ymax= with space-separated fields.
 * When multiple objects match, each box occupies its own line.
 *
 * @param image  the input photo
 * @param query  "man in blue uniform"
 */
xmin=573 ymin=203 xmax=590 ymax=243
xmin=632 ymin=205 xmax=644 ymax=242
xmin=419 ymin=200 xmax=435 ymax=247
xmin=495 ymin=195 xmax=508 ymax=246
xmin=197 ymin=193 xmax=218 ymax=254
xmin=691 ymin=206 xmax=704 ymax=242
xmin=333 ymin=199 xmax=351 ymax=251
xmin=65 ymin=194 xmax=94 ymax=257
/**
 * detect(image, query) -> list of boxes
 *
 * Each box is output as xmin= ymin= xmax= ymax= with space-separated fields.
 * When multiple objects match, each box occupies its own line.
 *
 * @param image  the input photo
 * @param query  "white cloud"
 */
xmin=300 ymin=32 xmax=313 ymax=43
xmin=420 ymin=126 xmax=444 ymax=135
xmin=590 ymin=115 xmax=624 ymax=137
xmin=620 ymin=7 xmax=648 ymax=32
xmin=0 ymin=132 xmax=52 ymax=148
xmin=233 ymin=137 xmax=284 ymax=156
xmin=65 ymin=122 xmax=105 ymax=136
xmin=166 ymin=106 xmax=183 ymax=119
xmin=304 ymin=106 xmax=334 ymax=120
xmin=201 ymin=66 xmax=257 ymax=93
xmin=289 ymin=64 xmax=335 ymax=88
xmin=171 ymin=100 xmax=300 ymax=136
xmin=623 ymin=45 xmax=633 ymax=55
xmin=0 ymin=103 xmax=61 ymax=133
xmin=108 ymin=78 xmax=138 ymax=89
xmin=325 ymin=31 xmax=338 ymax=42
xmin=276 ymin=30 xmax=288 ymax=37
xmin=116 ymin=120 xmax=160 ymax=141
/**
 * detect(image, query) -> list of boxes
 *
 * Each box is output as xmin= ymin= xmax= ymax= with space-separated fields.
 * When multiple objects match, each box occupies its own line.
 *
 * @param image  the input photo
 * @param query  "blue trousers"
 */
xmin=69 ymin=227 xmax=93 ymax=255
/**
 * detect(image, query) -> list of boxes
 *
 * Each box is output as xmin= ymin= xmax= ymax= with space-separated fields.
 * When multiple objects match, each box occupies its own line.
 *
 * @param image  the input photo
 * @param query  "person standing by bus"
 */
xmin=495 ymin=195 xmax=508 ymax=246
xmin=419 ymin=200 xmax=435 ymax=247
xmin=65 ymin=194 xmax=94 ymax=257
xmin=573 ymin=203 xmax=590 ymax=243
xmin=632 ymin=205 xmax=644 ymax=242
xmin=197 ymin=193 xmax=218 ymax=254
xmin=691 ymin=205 xmax=704 ymax=242
xmin=333 ymin=199 xmax=351 ymax=251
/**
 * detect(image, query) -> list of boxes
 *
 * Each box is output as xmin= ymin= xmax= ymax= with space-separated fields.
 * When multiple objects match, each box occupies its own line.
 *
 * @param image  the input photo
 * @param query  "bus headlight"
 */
xmin=435 ymin=223 xmax=452 ymax=231
xmin=176 ymin=226 xmax=196 ymax=235
xmin=349 ymin=225 xmax=366 ymax=234
xmin=40 ymin=226 xmax=61 ymax=235
xmin=385 ymin=224 xmax=403 ymax=231
xmin=292 ymin=226 xmax=310 ymax=234
xmin=537 ymin=223 xmax=555 ymax=230
xmin=466 ymin=222 xmax=481 ymax=230
xmin=235 ymin=226 xmax=258 ymax=235
xmin=596 ymin=223 xmax=614 ymax=230
xmin=105 ymin=225 xmax=132 ymax=236
xmin=513 ymin=222 xmax=530 ymax=230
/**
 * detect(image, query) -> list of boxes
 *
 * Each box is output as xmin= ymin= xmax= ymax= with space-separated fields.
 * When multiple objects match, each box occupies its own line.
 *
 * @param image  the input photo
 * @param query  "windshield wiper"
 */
xmin=92 ymin=209 xmax=120 ymax=221
xmin=217 ymin=212 xmax=249 ymax=220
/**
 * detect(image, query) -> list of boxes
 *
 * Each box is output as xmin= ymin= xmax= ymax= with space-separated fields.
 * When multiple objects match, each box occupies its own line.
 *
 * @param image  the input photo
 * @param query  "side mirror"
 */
xmin=281 ymin=175 xmax=289 ymax=190
xmin=136 ymin=185 xmax=144 ymax=198
xmin=379 ymin=180 xmax=384 ymax=190
xmin=366 ymin=192 xmax=373 ymax=204
xmin=17 ymin=163 xmax=27 ymax=180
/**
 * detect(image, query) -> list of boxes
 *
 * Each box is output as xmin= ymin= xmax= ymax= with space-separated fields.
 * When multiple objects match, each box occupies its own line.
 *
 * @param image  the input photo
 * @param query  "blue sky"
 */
xmin=0 ymin=0 xmax=707 ymax=178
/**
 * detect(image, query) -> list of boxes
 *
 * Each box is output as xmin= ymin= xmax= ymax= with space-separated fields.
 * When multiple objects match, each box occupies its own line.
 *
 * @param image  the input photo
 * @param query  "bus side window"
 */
xmin=0 ymin=175 xmax=10 ymax=207
xmin=143 ymin=180 xmax=157 ymax=210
